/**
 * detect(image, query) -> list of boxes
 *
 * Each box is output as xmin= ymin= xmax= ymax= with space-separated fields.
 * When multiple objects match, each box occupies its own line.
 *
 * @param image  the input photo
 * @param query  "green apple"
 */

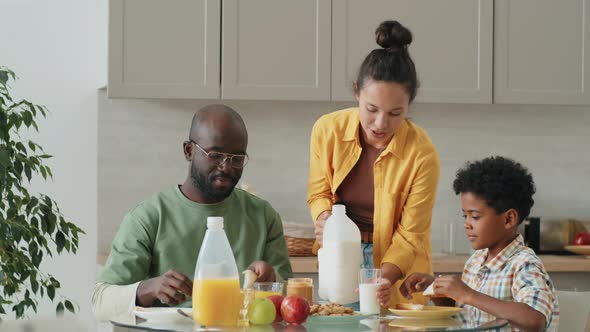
xmin=248 ymin=298 xmax=276 ymax=325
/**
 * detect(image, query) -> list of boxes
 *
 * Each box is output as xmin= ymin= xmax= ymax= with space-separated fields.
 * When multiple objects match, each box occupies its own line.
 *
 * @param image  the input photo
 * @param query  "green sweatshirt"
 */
xmin=98 ymin=185 xmax=293 ymax=289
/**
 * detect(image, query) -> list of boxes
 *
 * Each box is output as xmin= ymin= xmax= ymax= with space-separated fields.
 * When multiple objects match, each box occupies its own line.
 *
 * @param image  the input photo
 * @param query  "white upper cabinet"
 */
xmin=494 ymin=0 xmax=590 ymax=105
xmin=108 ymin=0 xmax=220 ymax=99
xmin=221 ymin=0 xmax=331 ymax=100
xmin=332 ymin=0 xmax=493 ymax=103
xmin=108 ymin=0 xmax=590 ymax=105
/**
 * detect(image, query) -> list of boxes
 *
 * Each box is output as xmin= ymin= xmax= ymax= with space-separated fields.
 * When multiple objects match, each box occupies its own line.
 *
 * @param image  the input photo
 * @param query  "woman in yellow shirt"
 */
xmin=308 ymin=20 xmax=440 ymax=307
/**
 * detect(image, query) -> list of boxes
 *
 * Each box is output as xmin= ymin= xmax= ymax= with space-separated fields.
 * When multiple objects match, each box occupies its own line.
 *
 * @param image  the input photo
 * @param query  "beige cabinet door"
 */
xmin=222 ymin=0 xmax=331 ymax=100
xmin=108 ymin=0 xmax=220 ymax=99
xmin=494 ymin=0 xmax=590 ymax=104
xmin=332 ymin=0 xmax=493 ymax=103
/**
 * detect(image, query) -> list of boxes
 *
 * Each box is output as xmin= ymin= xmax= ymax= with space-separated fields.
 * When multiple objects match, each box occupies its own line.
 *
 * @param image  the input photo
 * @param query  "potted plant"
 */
xmin=0 ymin=67 xmax=84 ymax=318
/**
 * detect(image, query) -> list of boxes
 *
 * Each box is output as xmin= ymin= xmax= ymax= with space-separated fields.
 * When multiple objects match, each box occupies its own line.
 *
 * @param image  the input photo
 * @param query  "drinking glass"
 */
xmin=443 ymin=222 xmax=457 ymax=255
xmin=359 ymin=268 xmax=382 ymax=315
xmin=253 ymin=282 xmax=284 ymax=298
xmin=238 ymin=288 xmax=255 ymax=327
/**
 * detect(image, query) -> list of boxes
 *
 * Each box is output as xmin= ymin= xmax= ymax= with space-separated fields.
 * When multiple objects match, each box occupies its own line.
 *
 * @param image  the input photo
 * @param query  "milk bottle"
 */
xmin=317 ymin=204 xmax=361 ymax=304
xmin=192 ymin=217 xmax=241 ymax=326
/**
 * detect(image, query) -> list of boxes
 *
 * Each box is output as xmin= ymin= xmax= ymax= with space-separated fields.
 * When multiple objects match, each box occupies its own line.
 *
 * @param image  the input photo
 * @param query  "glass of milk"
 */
xmin=359 ymin=268 xmax=382 ymax=315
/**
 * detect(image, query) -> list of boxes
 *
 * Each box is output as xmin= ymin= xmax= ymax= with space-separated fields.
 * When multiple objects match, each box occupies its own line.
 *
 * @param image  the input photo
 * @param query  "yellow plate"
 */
xmin=564 ymin=245 xmax=590 ymax=257
xmin=388 ymin=306 xmax=463 ymax=319
xmin=389 ymin=318 xmax=462 ymax=329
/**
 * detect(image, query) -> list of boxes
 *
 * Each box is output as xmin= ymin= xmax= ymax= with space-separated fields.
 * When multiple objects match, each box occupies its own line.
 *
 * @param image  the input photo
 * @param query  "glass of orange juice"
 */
xmin=253 ymin=282 xmax=284 ymax=298
xmin=286 ymin=278 xmax=313 ymax=304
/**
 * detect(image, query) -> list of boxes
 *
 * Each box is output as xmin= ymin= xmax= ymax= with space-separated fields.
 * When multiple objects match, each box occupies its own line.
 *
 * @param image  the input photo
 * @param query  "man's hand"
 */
xmin=433 ymin=275 xmax=473 ymax=304
xmin=136 ymin=270 xmax=193 ymax=307
xmin=399 ymin=273 xmax=435 ymax=299
xmin=247 ymin=261 xmax=276 ymax=282
xmin=314 ymin=210 xmax=331 ymax=247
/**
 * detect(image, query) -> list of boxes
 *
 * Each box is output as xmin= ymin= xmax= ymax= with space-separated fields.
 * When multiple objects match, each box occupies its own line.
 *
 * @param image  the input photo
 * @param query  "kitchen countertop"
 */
xmin=96 ymin=253 xmax=590 ymax=273
xmin=289 ymin=254 xmax=590 ymax=273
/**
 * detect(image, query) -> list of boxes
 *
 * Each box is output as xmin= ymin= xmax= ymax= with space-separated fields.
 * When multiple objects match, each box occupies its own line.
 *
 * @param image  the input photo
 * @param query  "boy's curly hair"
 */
xmin=453 ymin=156 xmax=536 ymax=224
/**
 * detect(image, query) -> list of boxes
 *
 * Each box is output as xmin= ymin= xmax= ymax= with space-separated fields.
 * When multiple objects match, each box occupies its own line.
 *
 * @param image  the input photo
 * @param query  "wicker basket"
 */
xmin=284 ymin=236 xmax=315 ymax=257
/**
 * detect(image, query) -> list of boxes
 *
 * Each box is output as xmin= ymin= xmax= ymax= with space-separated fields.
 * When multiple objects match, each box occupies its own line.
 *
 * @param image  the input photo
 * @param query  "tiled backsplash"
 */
xmin=98 ymin=89 xmax=590 ymax=256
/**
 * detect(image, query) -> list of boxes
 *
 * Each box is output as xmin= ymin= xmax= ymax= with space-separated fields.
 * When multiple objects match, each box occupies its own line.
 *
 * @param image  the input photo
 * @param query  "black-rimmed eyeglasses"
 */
xmin=190 ymin=140 xmax=249 ymax=169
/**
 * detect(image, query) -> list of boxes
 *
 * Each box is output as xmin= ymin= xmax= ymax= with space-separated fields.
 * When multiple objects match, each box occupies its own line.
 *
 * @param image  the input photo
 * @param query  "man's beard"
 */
xmin=190 ymin=162 xmax=239 ymax=202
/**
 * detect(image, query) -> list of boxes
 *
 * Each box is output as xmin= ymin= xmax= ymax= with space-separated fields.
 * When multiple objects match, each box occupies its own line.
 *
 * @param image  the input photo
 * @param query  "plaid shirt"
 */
xmin=460 ymin=234 xmax=559 ymax=331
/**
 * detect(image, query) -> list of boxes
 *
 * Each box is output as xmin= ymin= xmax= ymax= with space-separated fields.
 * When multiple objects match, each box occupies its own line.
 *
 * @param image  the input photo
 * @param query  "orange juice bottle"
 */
xmin=193 ymin=278 xmax=241 ymax=326
xmin=192 ymin=217 xmax=241 ymax=326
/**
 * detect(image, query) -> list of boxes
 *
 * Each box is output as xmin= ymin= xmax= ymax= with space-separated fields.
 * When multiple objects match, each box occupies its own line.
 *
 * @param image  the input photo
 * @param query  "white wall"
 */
xmin=98 ymin=94 xmax=590 ymax=257
xmin=1 ymin=0 xmax=106 ymax=327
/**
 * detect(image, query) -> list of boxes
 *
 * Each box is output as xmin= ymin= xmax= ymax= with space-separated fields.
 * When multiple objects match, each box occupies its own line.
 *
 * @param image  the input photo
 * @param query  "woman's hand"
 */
xmin=399 ymin=273 xmax=435 ymax=299
xmin=314 ymin=210 xmax=331 ymax=247
xmin=375 ymin=279 xmax=393 ymax=306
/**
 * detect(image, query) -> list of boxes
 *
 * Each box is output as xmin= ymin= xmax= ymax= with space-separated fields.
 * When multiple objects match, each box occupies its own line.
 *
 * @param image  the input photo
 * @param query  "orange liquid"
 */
xmin=254 ymin=290 xmax=281 ymax=299
xmin=192 ymin=278 xmax=241 ymax=326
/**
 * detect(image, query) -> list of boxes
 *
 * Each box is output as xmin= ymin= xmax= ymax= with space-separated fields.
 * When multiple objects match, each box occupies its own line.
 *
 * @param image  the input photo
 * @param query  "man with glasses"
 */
xmin=92 ymin=104 xmax=292 ymax=321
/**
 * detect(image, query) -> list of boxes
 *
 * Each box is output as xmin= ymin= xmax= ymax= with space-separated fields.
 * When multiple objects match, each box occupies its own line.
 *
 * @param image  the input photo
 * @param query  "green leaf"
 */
xmin=32 ymin=250 xmax=42 ymax=267
xmin=31 ymin=278 xmax=39 ymax=294
xmin=64 ymin=300 xmax=75 ymax=314
xmin=0 ymin=146 xmax=9 ymax=168
xmin=47 ymin=285 xmax=55 ymax=300
xmin=48 ymin=213 xmax=57 ymax=234
xmin=14 ymin=303 xmax=24 ymax=318
xmin=0 ymin=70 xmax=8 ymax=85
xmin=56 ymin=302 xmax=64 ymax=316
xmin=25 ymin=164 xmax=32 ymax=181
xmin=40 ymin=165 xmax=47 ymax=179
xmin=56 ymin=231 xmax=65 ymax=253
xmin=28 ymin=141 xmax=36 ymax=152
xmin=15 ymin=142 xmax=26 ymax=153
xmin=23 ymin=111 xmax=32 ymax=128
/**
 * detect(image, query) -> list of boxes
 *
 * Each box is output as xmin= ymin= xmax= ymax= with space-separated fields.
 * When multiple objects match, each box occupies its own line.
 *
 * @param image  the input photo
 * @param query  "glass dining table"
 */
xmin=110 ymin=311 xmax=509 ymax=332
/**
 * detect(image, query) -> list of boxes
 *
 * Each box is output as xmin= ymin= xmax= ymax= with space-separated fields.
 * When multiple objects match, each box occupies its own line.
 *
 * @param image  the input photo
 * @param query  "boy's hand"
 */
xmin=375 ymin=279 xmax=393 ymax=306
xmin=247 ymin=261 xmax=276 ymax=282
xmin=400 ymin=273 xmax=434 ymax=299
xmin=433 ymin=275 xmax=473 ymax=303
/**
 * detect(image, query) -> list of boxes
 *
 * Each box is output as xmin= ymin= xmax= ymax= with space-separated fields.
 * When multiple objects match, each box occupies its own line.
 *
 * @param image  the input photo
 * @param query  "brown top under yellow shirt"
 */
xmin=307 ymin=108 xmax=440 ymax=306
xmin=336 ymin=129 xmax=383 ymax=236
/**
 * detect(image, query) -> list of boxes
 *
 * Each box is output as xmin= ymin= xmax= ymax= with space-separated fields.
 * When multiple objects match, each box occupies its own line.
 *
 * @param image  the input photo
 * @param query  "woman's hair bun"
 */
xmin=375 ymin=20 xmax=412 ymax=50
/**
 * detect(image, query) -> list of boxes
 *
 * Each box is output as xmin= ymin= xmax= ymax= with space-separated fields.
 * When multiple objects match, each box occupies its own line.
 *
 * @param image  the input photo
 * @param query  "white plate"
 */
xmin=306 ymin=311 xmax=373 ymax=325
xmin=564 ymin=245 xmax=590 ymax=258
xmin=133 ymin=306 xmax=192 ymax=322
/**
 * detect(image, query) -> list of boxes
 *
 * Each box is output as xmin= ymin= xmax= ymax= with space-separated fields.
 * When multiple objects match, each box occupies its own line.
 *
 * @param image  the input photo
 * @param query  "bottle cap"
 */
xmin=207 ymin=216 xmax=224 ymax=229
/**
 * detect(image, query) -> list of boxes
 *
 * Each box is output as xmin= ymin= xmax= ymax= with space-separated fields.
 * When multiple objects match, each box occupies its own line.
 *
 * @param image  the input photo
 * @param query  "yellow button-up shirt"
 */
xmin=307 ymin=108 xmax=440 ymax=305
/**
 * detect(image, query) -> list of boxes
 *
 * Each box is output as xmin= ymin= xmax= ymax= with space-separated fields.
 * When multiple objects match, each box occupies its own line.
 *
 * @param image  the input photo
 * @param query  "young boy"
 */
xmin=400 ymin=156 xmax=559 ymax=332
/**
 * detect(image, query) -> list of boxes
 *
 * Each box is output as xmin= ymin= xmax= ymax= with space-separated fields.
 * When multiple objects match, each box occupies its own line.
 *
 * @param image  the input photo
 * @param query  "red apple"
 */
xmin=573 ymin=232 xmax=590 ymax=245
xmin=280 ymin=295 xmax=310 ymax=325
xmin=267 ymin=295 xmax=284 ymax=323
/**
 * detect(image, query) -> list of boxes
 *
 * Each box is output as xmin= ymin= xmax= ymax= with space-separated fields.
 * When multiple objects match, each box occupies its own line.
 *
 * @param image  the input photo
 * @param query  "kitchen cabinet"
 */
xmin=332 ymin=0 xmax=493 ymax=103
xmin=108 ymin=0 xmax=590 ymax=105
xmin=108 ymin=0 xmax=220 ymax=99
xmin=494 ymin=0 xmax=590 ymax=105
xmin=108 ymin=0 xmax=329 ymax=100
xmin=221 ymin=0 xmax=331 ymax=100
